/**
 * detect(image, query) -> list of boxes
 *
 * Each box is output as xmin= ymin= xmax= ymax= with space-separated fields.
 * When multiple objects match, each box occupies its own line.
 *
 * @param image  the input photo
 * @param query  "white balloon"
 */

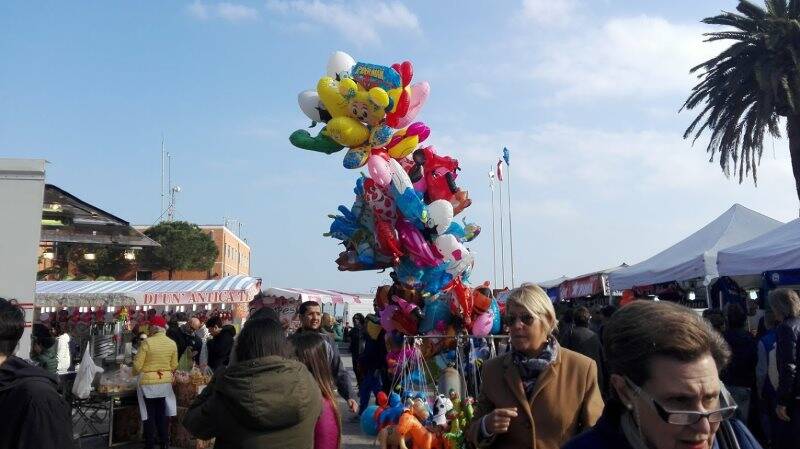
xmin=427 ymin=199 xmax=454 ymax=234
xmin=297 ymin=90 xmax=326 ymax=123
xmin=434 ymin=234 xmax=473 ymax=275
xmin=327 ymin=51 xmax=356 ymax=80
xmin=388 ymin=158 xmax=414 ymax=193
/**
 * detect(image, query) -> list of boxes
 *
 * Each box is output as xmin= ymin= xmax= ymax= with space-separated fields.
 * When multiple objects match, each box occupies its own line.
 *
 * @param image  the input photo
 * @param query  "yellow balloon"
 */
xmin=387 ymin=135 xmax=420 ymax=159
xmin=316 ymin=77 xmax=350 ymax=118
xmin=325 ymin=116 xmax=369 ymax=147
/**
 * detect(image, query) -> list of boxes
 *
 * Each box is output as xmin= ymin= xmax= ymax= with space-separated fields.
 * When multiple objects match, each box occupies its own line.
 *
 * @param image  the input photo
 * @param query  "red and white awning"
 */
xmin=35 ymin=275 xmax=261 ymax=307
xmin=261 ymin=287 xmax=371 ymax=305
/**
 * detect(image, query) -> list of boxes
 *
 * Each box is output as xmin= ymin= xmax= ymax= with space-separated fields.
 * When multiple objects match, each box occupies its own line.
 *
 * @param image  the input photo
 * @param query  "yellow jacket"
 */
xmin=133 ymin=330 xmax=178 ymax=385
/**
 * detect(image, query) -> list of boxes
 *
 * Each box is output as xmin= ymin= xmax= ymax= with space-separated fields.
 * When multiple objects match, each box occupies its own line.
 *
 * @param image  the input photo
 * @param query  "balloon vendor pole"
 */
xmin=504 ymin=149 xmax=515 ymax=289
xmin=489 ymin=169 xmax=498 ymax=289
xmin=497 ymin=161 xmax=506 ymax=289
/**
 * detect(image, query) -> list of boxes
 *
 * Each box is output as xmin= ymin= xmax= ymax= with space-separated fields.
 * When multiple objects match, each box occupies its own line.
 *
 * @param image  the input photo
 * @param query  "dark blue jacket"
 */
xmin=561 ymin=401 xmax=760 ymax=449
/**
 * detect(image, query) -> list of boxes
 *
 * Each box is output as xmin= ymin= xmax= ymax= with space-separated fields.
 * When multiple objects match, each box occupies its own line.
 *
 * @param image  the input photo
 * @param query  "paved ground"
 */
xmin=77 ymin=347 xmax=373 ymax=448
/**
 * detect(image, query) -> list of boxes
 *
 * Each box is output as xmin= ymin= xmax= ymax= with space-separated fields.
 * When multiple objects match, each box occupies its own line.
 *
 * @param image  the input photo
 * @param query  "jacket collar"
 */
xmin=501 ymin=348 xmax=563 ymax=421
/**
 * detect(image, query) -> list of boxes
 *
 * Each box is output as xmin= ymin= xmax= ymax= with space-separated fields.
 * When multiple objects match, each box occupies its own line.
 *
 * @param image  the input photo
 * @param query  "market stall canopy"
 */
xmin=261 ymin=287 xmax=372 ymax=304
xmin=537 ymin=276 xmax=568 ymax=289
xmin=41 ymin=184 xmax=159 ymax=247
xmin=560 ymin=264 xmax=627 ymax=300
xmin=609 ymin=204 xmax=782 ymax=291
xmin=35 ymin=275 xmax=260 ymax=308
xmin=717 ymin=218 xmax=800 ymax=277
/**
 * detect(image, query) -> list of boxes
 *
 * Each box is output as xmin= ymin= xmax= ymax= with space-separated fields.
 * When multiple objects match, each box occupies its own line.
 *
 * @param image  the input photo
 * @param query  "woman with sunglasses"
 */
xmin=467 ymin=284 xmax=604 ymax=449
xmin=563 ymin=300 xmax=762 ymax=449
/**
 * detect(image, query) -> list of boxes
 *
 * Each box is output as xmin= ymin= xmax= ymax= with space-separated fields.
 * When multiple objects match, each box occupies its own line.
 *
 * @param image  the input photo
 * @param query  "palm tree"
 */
xmin=683 ymin=0 xmax=800 ymax=211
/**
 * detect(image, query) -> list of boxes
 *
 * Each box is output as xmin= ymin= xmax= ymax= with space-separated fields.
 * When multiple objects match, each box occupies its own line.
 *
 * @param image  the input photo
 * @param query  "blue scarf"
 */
xmin=512 ymin=337 xmax=559 ymax=397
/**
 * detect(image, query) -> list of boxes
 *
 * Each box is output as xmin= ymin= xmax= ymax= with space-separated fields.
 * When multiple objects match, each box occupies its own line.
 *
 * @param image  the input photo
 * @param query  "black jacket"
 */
xmin=721 ymin=328 xmax=757 ymax=389
xmin=184 ymin=356 xmax=322 ymax=449
xmin=775 ymin=316 xmax=800 ymax=406
xmin=292 ymin=328 xmax=356 ymax=402
xmin=0 ymin=356 xmax=73 ymax=449
xmin=562 ymin=325 xmax=605 ymax=391
xmin=207 ymin=325 xmax=237 ymax=372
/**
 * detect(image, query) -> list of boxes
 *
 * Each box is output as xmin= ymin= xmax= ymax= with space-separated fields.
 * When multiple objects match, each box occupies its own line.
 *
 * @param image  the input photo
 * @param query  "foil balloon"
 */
xmin=449 ymin=190 xmax=472 ymax=216
xmin=427 ymin=199 xmax=454 ymax=234
xmin=490 ymin=299 xmax=502 ymax=334
xmin=394 ymin=81 xmax=430 ymax=129
xmin=375 ymin=219 xmax=403 ymax=263
xmin=289 ymin=128 xmax=344 ymax=155
xmin=396 ymin=219 xmax=440 ymax=267
xmin=297 ymin=89 xmax=331 ymax=124
xmin=360 ymin=404 xmax=380 ymax=436
xmin=327 ymin=50 xmax=356 ymax=80
xmin=363 ymin=178 xmax=398 ymax=224
xmin=367 ymin=153 xmax=392 ymax=187
xmin=471 ymin=310 xmax=493 ymax=337
xmin=418 ymin=298 xmax=452 ymax=334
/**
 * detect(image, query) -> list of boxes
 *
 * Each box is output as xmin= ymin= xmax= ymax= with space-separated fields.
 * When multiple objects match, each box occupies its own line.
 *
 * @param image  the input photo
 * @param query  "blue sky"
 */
xmin=2 ymin=0 xmax=797 ymax=292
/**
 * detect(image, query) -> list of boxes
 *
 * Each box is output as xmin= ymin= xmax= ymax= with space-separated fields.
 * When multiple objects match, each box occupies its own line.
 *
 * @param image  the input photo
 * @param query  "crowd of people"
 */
xmin=1 ymin=286 xmax=800 ymax=449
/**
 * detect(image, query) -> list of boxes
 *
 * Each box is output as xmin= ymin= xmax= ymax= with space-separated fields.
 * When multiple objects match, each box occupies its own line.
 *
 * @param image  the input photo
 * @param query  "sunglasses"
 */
xmin=503 ymin=313 xmax=536 ymax=326
xmin=624 ymin=377 xmax=737 ymax=425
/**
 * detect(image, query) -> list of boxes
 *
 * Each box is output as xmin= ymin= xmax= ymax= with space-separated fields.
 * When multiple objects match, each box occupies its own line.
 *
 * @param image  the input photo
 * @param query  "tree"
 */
xmin=69 ymin=245 xmax=134 ymax=280
xmin=683 ymin=0 xmax=800 ymax=210
xmin=141 ymin=221 xmax=218 ymax=279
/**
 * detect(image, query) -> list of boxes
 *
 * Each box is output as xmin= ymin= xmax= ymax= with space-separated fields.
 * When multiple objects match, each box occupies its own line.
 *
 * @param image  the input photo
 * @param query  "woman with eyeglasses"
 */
xmin=563 ymin=300 xmax=762 ymax=449
xmin=467 ymin=284 xmax=604 ymax=449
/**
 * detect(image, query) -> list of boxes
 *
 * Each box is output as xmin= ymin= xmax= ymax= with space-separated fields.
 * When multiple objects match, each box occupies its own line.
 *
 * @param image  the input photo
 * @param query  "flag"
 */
xmin=496 ymin=159 xmax=504 ymax=181
xmin=488 ymin=169 xmax=495 ymax=190
xmin=503 ymin=147 xmax=510 ymax=166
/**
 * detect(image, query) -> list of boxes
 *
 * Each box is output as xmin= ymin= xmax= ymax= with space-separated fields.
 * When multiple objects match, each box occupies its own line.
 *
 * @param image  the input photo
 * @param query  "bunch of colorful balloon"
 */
xmin=291 ymin=50 xmax=502 ymax=345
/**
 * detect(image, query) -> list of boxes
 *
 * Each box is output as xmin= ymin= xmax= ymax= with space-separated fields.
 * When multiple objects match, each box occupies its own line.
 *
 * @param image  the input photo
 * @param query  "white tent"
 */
xmin=609 ymin=204 xmax=782 ymax=290
xmin=717 ymin=218 xmax=800 ymax=276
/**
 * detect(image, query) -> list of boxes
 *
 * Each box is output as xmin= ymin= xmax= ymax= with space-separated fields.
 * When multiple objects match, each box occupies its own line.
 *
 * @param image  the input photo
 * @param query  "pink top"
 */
xmin=314 ymin=397 xmax=340 ymax=449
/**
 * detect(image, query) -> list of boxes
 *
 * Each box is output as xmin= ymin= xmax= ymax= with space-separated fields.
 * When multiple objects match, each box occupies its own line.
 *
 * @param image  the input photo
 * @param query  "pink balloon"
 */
xmin=396 ymin=219 xmax=441 ymax=267
xmin=471 ymin=310 xmax=493 ymax=337
xmin=367 ymin=154 xmax=392 ymax=187
xmin=395 ymin=82 xmax=429 ymax=129
xmin=380 ymin=305 xmax=398 ymax=333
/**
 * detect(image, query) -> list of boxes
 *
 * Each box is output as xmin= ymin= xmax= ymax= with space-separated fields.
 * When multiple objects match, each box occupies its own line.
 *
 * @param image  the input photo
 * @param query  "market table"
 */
xmin=89 ymin=390 xmax=139 ymax=447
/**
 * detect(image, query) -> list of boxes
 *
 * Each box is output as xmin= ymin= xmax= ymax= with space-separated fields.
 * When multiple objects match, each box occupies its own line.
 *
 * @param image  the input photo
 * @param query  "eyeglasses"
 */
xmin=624 ymin=377 xmax=737 ymax=425
xmin=503 ymin=313 xmax=536 ymax=326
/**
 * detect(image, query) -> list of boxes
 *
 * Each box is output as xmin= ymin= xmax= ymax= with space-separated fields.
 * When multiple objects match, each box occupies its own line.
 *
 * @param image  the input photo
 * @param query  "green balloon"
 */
xmin=289 ymin=127 xmax=345 ymax=155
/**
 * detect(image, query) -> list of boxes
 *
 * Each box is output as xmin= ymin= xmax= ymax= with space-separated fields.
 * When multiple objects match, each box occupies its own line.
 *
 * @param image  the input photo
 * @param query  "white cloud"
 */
xmin=530 ymin=15 xmax=726 ymax=100
xmin=266 ymin=0 xmax=421 ymax=45
xmin=217 ymin=2 xmax=259 ymax=21
xmin=520 ymin=0 xmax=578 ymax=26
xmin=187 ymin=0 xmax=210 ymax=20
xmin=186 ymin=1 xmax=259 ymax=22
xmin=437 ymin=123 xmax=798 ymax=282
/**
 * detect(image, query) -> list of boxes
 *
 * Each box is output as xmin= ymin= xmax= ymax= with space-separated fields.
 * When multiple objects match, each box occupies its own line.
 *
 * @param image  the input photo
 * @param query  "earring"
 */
xmin=625 ymin=403 xmax=633 ymax=410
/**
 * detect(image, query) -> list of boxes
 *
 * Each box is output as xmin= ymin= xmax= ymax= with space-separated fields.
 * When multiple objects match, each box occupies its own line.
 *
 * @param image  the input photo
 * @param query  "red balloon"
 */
xmin=375 ymin=219 xmax=403 ymax=263
xmin=445 ymin=277 xmax=473 ymax=327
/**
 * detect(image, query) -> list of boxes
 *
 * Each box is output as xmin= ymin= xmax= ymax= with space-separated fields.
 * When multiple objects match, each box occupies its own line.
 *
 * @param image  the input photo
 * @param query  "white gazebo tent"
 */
xmin=609 ymin=204 xmax=782 ymax=292
xmin=717 ymin=218 xmax=800 ymax=285
xmin=259 ymin=287 xmax=374 ymax=328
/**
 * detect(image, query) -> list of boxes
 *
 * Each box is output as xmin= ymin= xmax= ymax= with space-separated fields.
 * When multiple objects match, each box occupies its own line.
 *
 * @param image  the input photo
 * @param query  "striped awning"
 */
xmin=261 ymin=287 xmax=371 ymax=305
xmin=35 ymin=275 xmax=261 ymax=307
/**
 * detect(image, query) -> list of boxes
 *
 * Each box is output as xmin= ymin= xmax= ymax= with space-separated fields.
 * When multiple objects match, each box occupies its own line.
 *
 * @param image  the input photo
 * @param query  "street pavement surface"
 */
xmin=78 ymin=346 xmax=372 ymax=448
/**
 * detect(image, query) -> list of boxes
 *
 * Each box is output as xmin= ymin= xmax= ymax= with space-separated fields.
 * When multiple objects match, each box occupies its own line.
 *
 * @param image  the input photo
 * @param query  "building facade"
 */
xmin=132 ymin=225 xmax=250 ymax=280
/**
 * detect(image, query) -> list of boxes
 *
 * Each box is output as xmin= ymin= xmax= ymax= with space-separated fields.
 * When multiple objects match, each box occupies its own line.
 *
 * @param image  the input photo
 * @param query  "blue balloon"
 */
xmin=390 ymin=184 xmax=428 ymax=228
xmin=420 ymin=263 xmax=453 ymax=295
xmin=360 ymin=405 xmax=380 ymax=436
xmin=445 ymin=221 xmax=466 ymax=240
xmin=380 ymin=393 xmax=404 ymax=427
xmin=490 ymin=298 xmax=502 ymax=334
xmin=418 ymin=298 xmax=452 ymax=334
xmin=395 ymin=257 xmax=424 ymax=285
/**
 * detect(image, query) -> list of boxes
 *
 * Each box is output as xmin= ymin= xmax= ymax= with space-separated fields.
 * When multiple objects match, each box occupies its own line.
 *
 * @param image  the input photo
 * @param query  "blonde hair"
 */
xmin=506 ymin=284 xmax=558 ymax=335
xmin=769 ymin=288 xmax=800 ymax=319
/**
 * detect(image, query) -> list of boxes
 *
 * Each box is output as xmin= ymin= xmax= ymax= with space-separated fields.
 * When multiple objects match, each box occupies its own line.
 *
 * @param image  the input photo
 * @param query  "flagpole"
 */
xmin=498 ymin=161 xmax=506 ymax=289
xmin=506 ymin=162 xmax=515 ymax=289
xmin=489 ymin=169 xmax=498 ymax=289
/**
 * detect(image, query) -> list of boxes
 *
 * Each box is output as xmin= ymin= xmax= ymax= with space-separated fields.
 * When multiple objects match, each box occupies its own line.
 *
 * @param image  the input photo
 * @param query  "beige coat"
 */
xmin=468 ymin=348 xmax=603 ymax=449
